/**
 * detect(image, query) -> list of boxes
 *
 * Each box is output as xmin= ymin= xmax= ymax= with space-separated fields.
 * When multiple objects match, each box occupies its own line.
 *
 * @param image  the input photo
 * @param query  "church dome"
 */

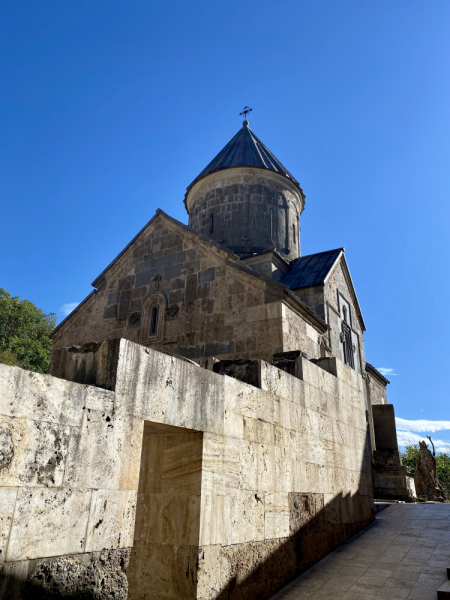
xmin=186 ymin=121 xmax=300 ymax=194
xmin=185 ymin=120 xmax=305 ymax=260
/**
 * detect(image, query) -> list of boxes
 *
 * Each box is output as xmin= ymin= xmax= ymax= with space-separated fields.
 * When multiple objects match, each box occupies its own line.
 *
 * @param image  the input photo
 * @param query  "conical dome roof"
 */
xmin=186 ymin=121 xmax=299 ymax=192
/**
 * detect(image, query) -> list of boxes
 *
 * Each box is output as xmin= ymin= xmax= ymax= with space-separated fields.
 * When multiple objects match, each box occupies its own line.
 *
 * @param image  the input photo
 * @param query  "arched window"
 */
xmin=210 ymin=214 xmax=214 ymax=234
xmin=149 ymin=305 xmax=159 ymax=336
xmin=292 ymin=223 xmax=296 ymax=245
xmin=141 ymin=293 xmax=167 ymax=344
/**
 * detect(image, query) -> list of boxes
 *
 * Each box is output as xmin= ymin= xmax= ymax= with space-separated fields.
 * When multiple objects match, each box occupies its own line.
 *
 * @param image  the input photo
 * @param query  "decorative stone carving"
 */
xmin=129 ymin=312 xmax=141 ymax=325
xmin=166 ymin=304 xmax=179 ymax=317
xmin=153 ymin=274 xmax=162 ymax=291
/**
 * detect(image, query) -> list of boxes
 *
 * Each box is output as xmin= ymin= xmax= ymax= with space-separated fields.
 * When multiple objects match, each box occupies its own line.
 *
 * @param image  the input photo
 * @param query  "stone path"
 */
xmin=270 ymin=503 xmax=450 ymax=600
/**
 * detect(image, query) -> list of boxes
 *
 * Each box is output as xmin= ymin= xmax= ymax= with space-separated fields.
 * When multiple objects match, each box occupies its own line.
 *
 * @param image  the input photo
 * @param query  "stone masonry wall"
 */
xmin=292 ymin=260 xmax=366 ymax=373
xmin=0 ymin=340 xmax=374 ymax=599
xmin=0 ymin=362 xmax=141 ymax=599
xmin=186 ymin=169 xmax=303 ymax=259
xmin=52 ymin=215 xmax=323 ymax=364
xmin=367 ymin=375 xmax=388 ymax=406
xmin=324 ymin=260 xmax=366 ymax=370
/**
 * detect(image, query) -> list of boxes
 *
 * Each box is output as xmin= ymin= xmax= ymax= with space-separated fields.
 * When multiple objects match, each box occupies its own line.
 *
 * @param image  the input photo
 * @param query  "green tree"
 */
xmin=437 ymin=452 xmax=450 ymax=496
xmin=401 ymin=442 xmax=450 ymax=496
xmin=0 ymin=289 xmax=57 ymax=374
xmin=401 ymin=444 xmax=421 ymax=478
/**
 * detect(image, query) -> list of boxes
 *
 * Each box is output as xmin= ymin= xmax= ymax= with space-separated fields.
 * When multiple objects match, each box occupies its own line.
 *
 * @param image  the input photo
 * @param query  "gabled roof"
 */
xmin=280 ymin=248 xmax=343 ymax=289
xmin=186 ymin=121 xmax=300 ymax=192
xmin=280 ymin=248 xmax=366 ymax=332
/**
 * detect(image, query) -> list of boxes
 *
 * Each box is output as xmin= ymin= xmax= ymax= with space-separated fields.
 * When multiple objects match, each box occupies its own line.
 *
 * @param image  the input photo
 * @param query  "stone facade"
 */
xmin=294 ymin=257 xmax=366 ymax=375
xmin=0 ymin=339 xmax=374 ymax=599
xmin=51 ymin=212 xmax=326 ymax=364
xmin=185 ymin=168 xmax=304 ymax=260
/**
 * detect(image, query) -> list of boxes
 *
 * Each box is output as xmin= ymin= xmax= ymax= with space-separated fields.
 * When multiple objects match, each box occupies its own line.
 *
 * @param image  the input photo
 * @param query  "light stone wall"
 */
xmin=367 ymin=374 xmax=388 ymax=406
xmin=281 ymin=303 xmax=321 ymax=357
xmin=0 ymin=362 xmax=141 ymax=599
xmin=0 ymin=339 xmax=374 ymax=600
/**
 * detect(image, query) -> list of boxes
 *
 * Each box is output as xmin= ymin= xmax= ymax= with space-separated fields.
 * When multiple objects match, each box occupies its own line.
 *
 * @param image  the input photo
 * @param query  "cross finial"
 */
xmin=240 ymin=106 xmax=252 ymax=125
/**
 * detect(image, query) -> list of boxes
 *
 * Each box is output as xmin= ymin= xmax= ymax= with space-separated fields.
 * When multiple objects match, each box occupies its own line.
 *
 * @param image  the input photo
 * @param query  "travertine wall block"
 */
xmin=6 ymin=487 xmax=92 ymax=561
xmin=0 ymin=340 xmax=374 ymax=600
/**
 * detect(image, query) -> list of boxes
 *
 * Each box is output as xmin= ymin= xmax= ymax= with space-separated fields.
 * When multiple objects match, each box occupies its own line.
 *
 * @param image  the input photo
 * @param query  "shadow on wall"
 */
xmin=125 ymin=424 xmax=374 ymax=600
xmin=211 ymin=489 xmax=374 ymax=600
xmin=0 ymin=429 xmax=374 ymax=600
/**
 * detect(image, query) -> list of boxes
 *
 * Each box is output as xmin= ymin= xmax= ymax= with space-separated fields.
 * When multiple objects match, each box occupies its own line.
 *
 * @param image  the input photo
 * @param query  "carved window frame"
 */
xmin=337 ymin=290 xmax=360 ymax=372
xmin=140 ymin=292 xmax=167 ymax=344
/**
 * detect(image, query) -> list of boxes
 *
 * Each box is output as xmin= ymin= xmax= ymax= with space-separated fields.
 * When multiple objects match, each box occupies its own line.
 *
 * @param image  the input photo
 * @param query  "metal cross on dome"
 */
xmin=240 ymin=106 xmax=252 ymax=120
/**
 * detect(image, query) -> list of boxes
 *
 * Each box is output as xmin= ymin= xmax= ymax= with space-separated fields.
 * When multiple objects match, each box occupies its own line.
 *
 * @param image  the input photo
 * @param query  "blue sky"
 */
xmin=1 ymin=1 xmax=449 ymax=449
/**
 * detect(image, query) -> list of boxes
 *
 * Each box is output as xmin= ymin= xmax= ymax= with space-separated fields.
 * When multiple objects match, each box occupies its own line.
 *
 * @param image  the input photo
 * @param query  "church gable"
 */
xmin=280 ymin=249 xmax=366 ymax=373
xmin=323 ymin=255 xmax=365 ymax=372
xmin=52 ymin=212 xmax=232 ymax=347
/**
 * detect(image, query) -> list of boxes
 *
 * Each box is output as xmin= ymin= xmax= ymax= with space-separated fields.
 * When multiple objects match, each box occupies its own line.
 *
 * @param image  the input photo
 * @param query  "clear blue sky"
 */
xmin=1 ymin=1 xmax=449 ymax=446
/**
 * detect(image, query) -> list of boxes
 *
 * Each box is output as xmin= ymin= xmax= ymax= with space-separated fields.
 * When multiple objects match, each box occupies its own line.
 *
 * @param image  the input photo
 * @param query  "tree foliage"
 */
xmin=401 ymin=443 xmax=450 ymax=496
xmin=0 ymin=289 xmax=57 ymax=373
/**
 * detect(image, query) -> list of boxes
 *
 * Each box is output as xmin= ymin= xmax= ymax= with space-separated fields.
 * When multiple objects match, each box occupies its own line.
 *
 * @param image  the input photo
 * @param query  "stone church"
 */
xmin=51 ymin=118 xmax=367 ymax=372
xmin=0 ymin=119 xmax=414 ymax=600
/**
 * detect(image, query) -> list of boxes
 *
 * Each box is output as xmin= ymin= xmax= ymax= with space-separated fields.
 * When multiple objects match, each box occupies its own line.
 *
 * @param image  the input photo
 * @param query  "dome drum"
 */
xmin=186 ymin=167 xmax=304 ymax=259
xmin=184 ymin=121 xmax=305 ymax=260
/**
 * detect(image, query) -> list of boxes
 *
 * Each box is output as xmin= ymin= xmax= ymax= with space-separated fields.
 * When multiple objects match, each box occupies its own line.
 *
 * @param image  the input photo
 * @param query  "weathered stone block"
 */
xmin=85 ymin=489 xmax=137 ymax=552
xmin=0 ymin=416 xmax=70 ymax=487
xmin=50 ymin=339 xmax=121 ymax=390
xmin=0 ymin=487 xmax=17 ymax=566
xmin=372 ymin=404 xmax=398 ymax=451
xmin=24 ymin=548 xmax=131 ymax=600
xmin=6 ymin=488 xmax=92 ymax=561
xmin=198 ymin=267 xmax=216 ymax=284
xmin=213 ymin=359 xmax=261 ymax=388
xmin=0 ymin=365 xmax=109 ymax=427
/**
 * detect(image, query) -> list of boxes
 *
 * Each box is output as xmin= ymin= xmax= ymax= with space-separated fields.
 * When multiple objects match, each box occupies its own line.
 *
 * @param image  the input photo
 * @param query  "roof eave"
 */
xmin=340 ymin=254 xmax=366 ymax=332
xmin=366 ymin=362 xmax=390 ymax=386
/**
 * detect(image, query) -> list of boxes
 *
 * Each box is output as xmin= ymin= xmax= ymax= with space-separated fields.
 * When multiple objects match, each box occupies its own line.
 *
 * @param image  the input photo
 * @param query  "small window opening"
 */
xmin=149 ymin=305 xmax=159 ymax=336
xmin=210 ymin=214 xmax=214 ymax=234
xmin=293 ymin=224 xmax=296 ymax=245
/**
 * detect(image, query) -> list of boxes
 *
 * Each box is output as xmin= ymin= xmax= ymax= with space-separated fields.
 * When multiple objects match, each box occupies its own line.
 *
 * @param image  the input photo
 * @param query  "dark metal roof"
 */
xmin=280 ymin=248 xmax=343 ymax=289
xmin=186 ymin=121 xmax=299 ymax=192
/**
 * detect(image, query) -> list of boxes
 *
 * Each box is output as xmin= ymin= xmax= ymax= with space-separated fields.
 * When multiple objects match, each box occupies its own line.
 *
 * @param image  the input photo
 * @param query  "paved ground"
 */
xmin=271 ymin=503 xmax=450 ymax=600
